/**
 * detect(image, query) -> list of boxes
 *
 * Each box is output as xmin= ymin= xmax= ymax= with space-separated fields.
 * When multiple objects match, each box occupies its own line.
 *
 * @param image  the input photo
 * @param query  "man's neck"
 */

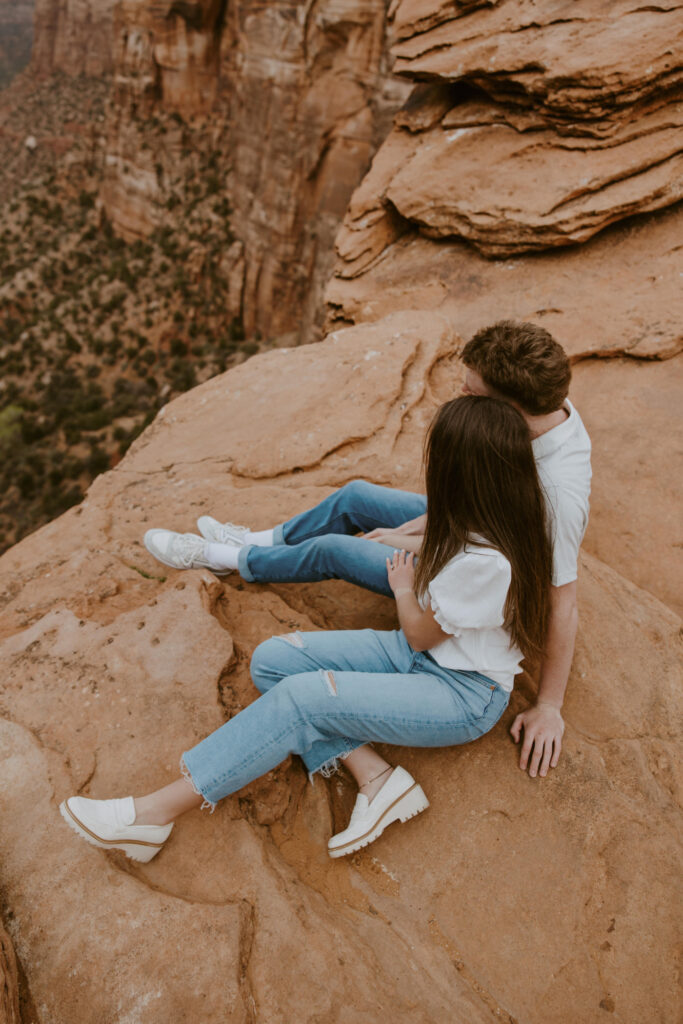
xmin=522 ymin=405 xmax=569 ymax=440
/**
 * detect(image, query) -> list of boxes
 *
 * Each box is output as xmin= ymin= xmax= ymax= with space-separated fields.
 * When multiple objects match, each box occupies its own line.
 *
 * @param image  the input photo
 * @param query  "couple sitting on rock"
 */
xmin=60 ymin=321 xmax=591 ymax=862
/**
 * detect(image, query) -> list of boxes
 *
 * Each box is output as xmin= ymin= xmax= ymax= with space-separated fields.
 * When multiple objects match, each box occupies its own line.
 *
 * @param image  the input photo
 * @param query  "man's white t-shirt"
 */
xmin=532 ymin=400 xmax=592 ymax=587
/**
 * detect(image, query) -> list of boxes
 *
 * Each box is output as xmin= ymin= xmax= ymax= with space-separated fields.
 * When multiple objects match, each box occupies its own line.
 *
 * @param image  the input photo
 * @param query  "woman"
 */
xmin=59 ymin=397 xmax=551 ymax=861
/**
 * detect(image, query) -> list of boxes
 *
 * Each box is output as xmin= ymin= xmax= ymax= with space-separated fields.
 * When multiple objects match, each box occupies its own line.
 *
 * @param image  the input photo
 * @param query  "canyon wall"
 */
xmin=28 ymin=0 xmax=683 ymax=345
xmin=31 ymin=0 xmax=117 ymax=74
xmin=101 ymin=0 xmax=409 ymax=342
xmin=0 ymin=0 xmax=34 ymax=89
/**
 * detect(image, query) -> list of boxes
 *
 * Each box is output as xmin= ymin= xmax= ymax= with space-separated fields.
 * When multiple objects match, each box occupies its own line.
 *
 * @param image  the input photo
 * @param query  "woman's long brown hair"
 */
xmin=414 ymin=396 xmax=552 ymax=659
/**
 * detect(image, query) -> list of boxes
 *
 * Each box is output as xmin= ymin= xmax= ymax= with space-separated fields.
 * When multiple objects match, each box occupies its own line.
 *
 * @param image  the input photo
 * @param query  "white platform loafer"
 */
xmin=60 ymin=796 xmax=173 ymax=863
xmin=328 ymin=766 xmax=429 ymax=859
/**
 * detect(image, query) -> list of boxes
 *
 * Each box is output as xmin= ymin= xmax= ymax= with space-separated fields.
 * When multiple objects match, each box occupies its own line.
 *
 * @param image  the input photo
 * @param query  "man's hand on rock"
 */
xmin=510 ymin=703 xmax=565 ymax=778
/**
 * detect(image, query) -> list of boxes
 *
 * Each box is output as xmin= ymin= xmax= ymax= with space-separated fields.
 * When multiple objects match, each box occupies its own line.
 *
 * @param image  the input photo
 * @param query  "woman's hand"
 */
xmin=387 ymin=549 xmax=416 ymax=594
xmin=387 ymin=550 xmax=448 ymax=650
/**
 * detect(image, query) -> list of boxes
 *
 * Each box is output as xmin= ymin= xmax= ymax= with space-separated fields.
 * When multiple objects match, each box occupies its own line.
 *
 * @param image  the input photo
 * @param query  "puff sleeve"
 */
xmin=427 ymin=550 xmax=511 ymax=636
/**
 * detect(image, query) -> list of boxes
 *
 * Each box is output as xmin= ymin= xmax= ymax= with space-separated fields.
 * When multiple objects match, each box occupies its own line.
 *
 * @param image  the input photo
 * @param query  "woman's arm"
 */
xmin=509 ymin=581 xmax=575 ymax=777
xmin=387 ymin=550 xmax=448 ymax=651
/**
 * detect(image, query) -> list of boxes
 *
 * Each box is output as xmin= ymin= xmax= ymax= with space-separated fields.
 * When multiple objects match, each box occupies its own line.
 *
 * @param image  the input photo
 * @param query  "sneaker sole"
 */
xmin=327 ymin=783 xmax=429 ymax=859
xmin=143 ymin=533 xmax=233 ymax=576
xmin=59 ymin=800 xmax=166 ymax=863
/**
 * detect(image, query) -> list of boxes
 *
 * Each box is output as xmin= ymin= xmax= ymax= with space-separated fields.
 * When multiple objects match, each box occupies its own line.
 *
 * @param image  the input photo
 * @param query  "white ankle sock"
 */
xmin=205 ymin=543 xmax=241 ymax=571
xmin=244 ymin=528 xmax=274 ymax=547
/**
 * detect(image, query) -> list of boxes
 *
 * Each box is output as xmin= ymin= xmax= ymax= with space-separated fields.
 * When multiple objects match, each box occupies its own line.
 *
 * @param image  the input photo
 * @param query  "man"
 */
xmin=145 ymin=321 xmax=591 ymax=781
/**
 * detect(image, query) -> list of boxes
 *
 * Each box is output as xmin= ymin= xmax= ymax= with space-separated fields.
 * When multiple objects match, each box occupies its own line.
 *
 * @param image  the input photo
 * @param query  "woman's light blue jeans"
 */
xmin=236 ymin=480 xmax=427 ymax=596
xmin=181 ymin=628 xmax=509 ymax=808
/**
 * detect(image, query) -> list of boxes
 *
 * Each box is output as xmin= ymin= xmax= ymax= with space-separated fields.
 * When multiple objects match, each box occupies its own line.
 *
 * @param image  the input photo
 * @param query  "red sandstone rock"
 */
xmin=332 ymin=87 xmax=683 ymax=263
xmin=327 ymin=204 xmax=683 ymax=362
xmin=329 ymin=0 xmax=683 ymax=273
xmin=3 ymin=3 xmax=682 ymax=1019
xmin=383 ymin=103 xmax=683 ymax=256
xmin=391 ymin=0 xmax=683 ymax=122
xmin=571 ymin=355 xmax=683 ymax=619
xmin=0 ymin=316 xmax=680 ymax=1022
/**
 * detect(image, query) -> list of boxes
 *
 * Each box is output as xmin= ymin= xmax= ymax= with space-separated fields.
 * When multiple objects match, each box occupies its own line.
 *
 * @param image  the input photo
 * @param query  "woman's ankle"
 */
xmin=133 ymin=796 xmax=173 ymax=827
xmin=358 ymin=764 xmax=393 ymax=803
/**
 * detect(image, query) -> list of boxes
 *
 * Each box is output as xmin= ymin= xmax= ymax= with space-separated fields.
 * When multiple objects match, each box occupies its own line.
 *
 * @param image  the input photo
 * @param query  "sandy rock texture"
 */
xmin=100 ymin=0 xmax=409 ymax=341
xmin=570 ymin=355 xmax=683 ymax=619
xmin=391 ymin=0 xmax=682 ymax=119
xmin=327 ymin=203 xmax=683 ymax=362
xmin=0 ymin=315 xmax=681 ymax=1023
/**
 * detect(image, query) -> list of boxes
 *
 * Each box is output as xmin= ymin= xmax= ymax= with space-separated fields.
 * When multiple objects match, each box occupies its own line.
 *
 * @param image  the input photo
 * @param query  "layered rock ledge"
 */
xmin=331 ymin=0 xmax=683 ymax=276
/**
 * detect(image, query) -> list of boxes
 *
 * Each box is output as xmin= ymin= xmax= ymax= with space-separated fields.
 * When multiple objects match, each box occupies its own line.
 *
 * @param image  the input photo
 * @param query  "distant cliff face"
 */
xmin=0 ymin=0 xmax=34 ymax=88
xmin=31 ymin=0 xmax=116 ymax=75
xmin=100 ymin=0 xmax=408 ymax=343
xmin=24 ymin=1 xmax=683 ymax=348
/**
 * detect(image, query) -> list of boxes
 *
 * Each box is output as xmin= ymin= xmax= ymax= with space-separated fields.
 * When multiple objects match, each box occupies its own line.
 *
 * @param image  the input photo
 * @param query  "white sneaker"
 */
xmin=59 ymin=796 xmax=173 ymax=863
xmin=196 ymin=516 xmax=249 ymax=546
xmin=144 ymin=528 xmax=232 ymax=574
xmin=327 ymin=766 xmax=429 ymax=859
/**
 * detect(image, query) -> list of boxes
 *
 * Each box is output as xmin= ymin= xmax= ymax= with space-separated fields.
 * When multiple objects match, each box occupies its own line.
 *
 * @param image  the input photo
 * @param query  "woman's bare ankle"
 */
xmin=133 ymin=796 xmax=172 ymax=827
xmin=358 ymin=764 xmax=393 ymax=803
xmin=134 ymin=778 xmax=205 ymax=825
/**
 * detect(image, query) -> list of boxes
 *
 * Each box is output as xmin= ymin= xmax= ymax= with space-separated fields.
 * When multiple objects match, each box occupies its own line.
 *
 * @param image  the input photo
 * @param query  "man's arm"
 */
xmin=365 ymin=531 xmax=422 ymax=553
xmin=364 ymin=513 xmax=427 ymax=541
xmin=510 ymin=580 xmax=578 ymax=778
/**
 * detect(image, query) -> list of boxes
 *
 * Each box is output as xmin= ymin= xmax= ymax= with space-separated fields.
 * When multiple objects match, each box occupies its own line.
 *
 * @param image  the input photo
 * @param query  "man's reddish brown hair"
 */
xmin=461 ymin=320 xmax=571 ymax=416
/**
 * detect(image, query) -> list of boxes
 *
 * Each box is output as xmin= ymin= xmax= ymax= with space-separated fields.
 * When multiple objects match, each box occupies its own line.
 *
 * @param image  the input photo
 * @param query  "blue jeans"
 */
xmin=237 ymin=480 xmax=427 ymax=596
xmin=182 ymin=628 xmax=509 ymax=807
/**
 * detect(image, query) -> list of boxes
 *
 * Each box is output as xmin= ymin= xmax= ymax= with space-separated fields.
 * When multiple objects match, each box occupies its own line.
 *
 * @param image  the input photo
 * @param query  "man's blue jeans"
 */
xmin=237 ymin=481 xmax=427 ymax=596
xmin=181 ymin=628 xmax=509 ymax=807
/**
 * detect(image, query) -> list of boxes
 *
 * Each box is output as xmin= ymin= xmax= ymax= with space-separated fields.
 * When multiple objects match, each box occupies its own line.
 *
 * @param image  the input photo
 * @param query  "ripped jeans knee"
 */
xmin=275 ymin=631 xmax=306 ymax=649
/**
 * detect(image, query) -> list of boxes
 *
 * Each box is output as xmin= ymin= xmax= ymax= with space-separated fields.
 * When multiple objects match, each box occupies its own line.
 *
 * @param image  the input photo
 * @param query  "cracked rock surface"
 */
xmin=330 ymin=0 xmax=683 ymax=271
xmin=0 ymin=314 xmax=680 ymax=1023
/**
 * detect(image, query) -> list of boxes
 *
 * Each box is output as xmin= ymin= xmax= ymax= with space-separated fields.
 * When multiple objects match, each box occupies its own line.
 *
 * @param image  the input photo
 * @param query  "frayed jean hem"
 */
xmin=180 ymin=755 xmax=217 ymax=813
xmin=306 ymin=741 xmax=364 ymax=785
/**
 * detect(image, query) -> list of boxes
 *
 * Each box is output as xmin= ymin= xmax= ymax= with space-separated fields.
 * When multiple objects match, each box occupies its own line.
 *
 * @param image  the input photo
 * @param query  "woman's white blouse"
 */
xmin=422 ymin=542 xmax=523 ymax=691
